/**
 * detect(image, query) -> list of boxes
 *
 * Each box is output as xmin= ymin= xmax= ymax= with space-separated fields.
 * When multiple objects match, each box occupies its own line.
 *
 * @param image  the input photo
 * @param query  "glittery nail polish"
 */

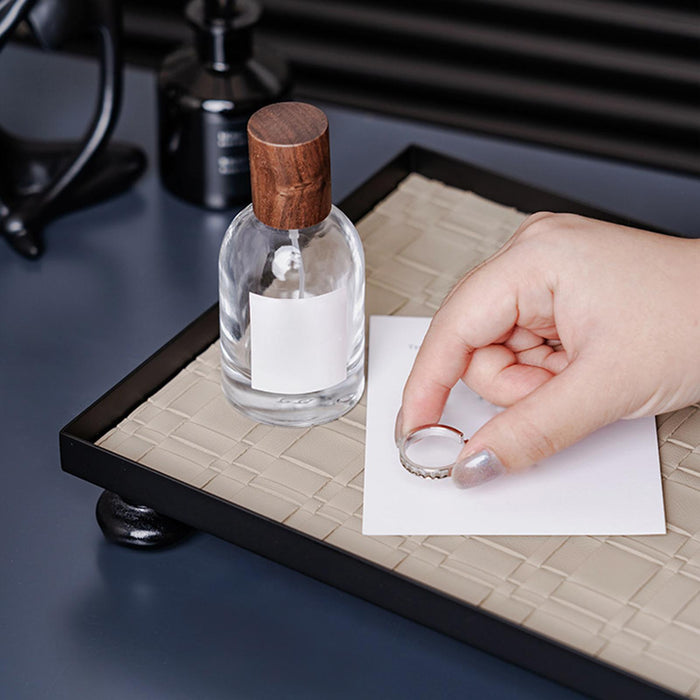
xmin=451 ymin=449 xmax=506 ymax=489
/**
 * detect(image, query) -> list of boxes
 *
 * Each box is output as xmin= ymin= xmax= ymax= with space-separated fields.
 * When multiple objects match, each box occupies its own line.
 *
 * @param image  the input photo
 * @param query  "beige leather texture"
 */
xmin=98 ymin=174 xmax=700 ymax=697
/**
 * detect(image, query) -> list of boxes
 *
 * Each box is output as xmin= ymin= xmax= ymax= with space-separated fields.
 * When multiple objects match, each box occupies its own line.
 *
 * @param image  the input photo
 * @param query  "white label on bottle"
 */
xmin=249 ymin=287 xmax=348 ymax=394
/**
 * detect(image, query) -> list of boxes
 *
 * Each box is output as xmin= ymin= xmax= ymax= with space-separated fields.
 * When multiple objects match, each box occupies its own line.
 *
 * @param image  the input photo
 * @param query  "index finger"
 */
xmin=399 ymin=260 xmax=519 ymax=436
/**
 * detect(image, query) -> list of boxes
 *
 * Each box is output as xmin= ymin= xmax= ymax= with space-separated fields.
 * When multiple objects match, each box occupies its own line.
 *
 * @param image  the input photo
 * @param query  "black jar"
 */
xmin=157 ymin=0 xmax=290 ymax=209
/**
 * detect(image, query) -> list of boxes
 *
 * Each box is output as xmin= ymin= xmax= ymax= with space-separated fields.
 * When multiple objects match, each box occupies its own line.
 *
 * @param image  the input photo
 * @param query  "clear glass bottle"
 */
xmin=218 ymin=103 xmax=365 ymax=426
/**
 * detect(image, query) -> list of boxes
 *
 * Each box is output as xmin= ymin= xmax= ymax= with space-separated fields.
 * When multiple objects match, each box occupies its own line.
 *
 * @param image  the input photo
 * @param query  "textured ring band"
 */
xmin=398 ymin=424 xmax=466 ymax=479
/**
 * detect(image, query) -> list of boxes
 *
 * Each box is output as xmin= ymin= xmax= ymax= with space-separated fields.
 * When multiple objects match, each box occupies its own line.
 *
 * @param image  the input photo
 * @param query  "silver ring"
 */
xmin=398 ymin=424 xmax=467 ymax=479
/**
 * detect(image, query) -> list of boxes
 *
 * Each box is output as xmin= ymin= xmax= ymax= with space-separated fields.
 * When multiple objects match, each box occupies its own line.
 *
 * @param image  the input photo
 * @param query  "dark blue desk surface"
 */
xmin=2 ymin=45 xmax=698 ymax=700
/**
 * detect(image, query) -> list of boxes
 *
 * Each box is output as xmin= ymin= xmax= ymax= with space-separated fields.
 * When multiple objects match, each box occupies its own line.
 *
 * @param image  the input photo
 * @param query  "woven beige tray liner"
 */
xmin=99 ymin=174 xmax=700 ymax=697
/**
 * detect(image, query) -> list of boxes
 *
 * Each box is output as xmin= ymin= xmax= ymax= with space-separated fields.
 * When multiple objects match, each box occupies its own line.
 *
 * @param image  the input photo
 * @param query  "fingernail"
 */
xmin=452 ymin=449 xmax=506 ymax=489
xmin=394 ymin=407 xmax=404 ymax=447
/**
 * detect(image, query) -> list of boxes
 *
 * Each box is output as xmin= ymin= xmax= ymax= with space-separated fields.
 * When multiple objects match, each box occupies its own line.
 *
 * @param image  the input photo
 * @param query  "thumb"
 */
xmin=452 ymin=362 xmax=614 ymax=489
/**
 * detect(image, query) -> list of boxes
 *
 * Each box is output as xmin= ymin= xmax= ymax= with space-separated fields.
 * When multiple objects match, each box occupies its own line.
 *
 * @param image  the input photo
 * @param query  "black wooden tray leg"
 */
xmin=96 ymin=491 xmax=193 ymax=549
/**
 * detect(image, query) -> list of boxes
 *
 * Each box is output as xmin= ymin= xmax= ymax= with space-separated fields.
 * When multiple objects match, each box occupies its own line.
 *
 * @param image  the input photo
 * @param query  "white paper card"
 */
xmin=249 ymin=287 xmax=347 ymax=394
xmin=363 ymin=316 xmax=666 ymax=536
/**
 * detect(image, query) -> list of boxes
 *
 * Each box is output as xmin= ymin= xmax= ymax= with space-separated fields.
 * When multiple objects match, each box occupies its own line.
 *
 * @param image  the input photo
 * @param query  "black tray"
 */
xmin=60 ymin=146 xmax=678 ymax=700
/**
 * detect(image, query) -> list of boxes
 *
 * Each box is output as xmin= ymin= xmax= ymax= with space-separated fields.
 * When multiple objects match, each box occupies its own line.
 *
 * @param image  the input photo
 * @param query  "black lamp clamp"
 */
xmin=0 ymin=0 xmax=146 ymax=258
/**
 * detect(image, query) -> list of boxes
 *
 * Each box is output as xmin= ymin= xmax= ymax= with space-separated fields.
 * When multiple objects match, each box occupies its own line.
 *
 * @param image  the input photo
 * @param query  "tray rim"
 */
xmin=60 ymin=145 xmax=681 ymax=700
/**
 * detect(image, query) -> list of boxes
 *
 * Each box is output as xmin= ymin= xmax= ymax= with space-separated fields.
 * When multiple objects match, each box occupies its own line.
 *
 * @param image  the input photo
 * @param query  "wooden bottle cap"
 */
xmin=247 ymin=102 xmax=332 ymax=230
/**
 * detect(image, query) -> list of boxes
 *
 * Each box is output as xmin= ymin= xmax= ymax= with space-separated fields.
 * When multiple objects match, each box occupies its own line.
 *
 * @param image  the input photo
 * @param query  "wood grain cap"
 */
xmin=247 ymin=102 xmax=332 ymax=230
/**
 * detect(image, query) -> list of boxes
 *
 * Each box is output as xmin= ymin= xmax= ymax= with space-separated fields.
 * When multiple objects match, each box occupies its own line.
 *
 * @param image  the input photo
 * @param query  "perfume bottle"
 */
xmin=157 ymin=0 xmax=289 ymax=209
xmin=218 ymin=102 xmax=365 ymax=426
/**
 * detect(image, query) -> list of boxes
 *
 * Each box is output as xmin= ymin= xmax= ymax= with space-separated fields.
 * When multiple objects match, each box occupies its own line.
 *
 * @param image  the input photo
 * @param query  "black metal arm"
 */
xmin=0 ymin=0 xmax=146 ymax=258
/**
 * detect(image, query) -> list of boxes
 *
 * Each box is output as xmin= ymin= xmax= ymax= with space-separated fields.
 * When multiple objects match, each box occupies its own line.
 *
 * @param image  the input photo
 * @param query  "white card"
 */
xmin=363 ymin=316 xmax=666 ymax=536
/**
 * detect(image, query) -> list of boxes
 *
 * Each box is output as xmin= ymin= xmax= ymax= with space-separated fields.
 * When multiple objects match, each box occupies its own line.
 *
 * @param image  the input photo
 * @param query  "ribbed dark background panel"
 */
xmin=118 ymin=0 xmax=699 ymax=174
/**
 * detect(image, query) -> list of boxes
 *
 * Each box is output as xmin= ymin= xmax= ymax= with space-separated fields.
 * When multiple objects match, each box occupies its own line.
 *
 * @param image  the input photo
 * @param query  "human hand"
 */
xmin=396 ymin=213 xmax=700 ymax=488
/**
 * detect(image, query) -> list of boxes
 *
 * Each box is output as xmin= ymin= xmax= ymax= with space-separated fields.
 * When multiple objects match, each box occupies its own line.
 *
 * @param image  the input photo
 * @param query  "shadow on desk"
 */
xmin=63 ymin=535 xmax=574 ymax=700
